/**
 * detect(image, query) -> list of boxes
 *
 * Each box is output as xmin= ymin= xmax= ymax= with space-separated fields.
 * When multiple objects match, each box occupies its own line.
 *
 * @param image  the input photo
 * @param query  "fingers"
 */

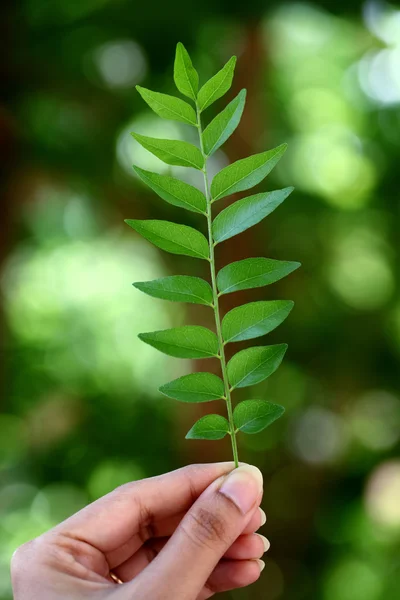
xmin=124 ymin=464 xmax=263 ymax=600
xmin=55 ymin=462 xmax=235 ymax=554
xmin=106 ymin=503 xmax=264 ymax=570
xmin=113 ymin=532 xmax=269 ymax=582
xmin=198 ymin=559 xmax=264 ymax=600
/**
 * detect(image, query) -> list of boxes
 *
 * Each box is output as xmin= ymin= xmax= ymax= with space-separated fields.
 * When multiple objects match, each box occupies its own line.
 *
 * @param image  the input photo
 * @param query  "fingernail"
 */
xmin=259 ymin=508 xmax=267 ymax=526
xmin=257 ymin=534 xmax=270 ymax=552
xmin=219 ymin=465 xmax=263 ymax=514
xmin=256 ymin=559 xmax=265 ymax=572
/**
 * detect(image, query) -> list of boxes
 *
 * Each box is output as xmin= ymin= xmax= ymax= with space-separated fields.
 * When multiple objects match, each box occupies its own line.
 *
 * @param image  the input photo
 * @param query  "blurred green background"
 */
xmin=1 ymin=0 xmax=400 ymax=598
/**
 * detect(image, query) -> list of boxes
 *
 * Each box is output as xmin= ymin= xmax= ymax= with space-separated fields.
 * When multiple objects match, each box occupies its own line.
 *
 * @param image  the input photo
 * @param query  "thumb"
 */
xmin=130 ymin=464 xmax=263 ymax=599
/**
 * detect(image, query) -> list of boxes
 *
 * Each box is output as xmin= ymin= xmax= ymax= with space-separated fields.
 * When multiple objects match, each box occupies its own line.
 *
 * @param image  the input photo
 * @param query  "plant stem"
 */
xmin=196 ymin=104 xmax=239 ymax=468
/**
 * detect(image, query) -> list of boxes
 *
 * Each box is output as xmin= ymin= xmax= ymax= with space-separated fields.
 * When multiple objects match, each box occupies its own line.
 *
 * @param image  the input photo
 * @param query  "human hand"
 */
xmin=11 ymin=463 xmax=268 ymax=599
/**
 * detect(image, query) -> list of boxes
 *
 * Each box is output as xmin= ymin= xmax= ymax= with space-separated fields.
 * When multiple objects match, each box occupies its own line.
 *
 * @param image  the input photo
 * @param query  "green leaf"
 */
xmin=203 ymin=89 xmax=246 ymax=156
xmin=139 ymin=326 xmax=219 ymax=359
xmin=132 ymin=166 xmax=207 ymax=214
xmin=234 ymin=400 xmax=285 ymax=434
xmin=160 ymin=372 xmax=225 ymax=403
xmin=217 ymin=258 xmax=301 ymax=295
xmin=133 ymin=275 xmax=213 ymax=306
xmin=222 ymin=300 xmax=294 ymax=343
xmin=136 ymin=86 xmax=197 ymax=125
xmin=131 ymin=133 xmax=204 ymax=169
xmin=186 ymin=414 xmax=230 ymax=439
xmin=211 ymin=144 xmax=287 ymax=202
xmin=212 ymin=188 xmax=293 ymax=244
xmin=125 ymin=220 xmax=209 ymax=260
xmin=174 ymin=42 xmax=199 ymax=101
xmin=197 ymin=56 xmax=237 ymax=112
xmin=227 ymin=344 xmax=287 ymax=389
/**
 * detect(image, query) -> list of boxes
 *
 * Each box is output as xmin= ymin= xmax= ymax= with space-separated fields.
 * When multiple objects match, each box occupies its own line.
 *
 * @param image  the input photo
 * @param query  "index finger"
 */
xmin=54 ymin=462 xmax=235 ymax=553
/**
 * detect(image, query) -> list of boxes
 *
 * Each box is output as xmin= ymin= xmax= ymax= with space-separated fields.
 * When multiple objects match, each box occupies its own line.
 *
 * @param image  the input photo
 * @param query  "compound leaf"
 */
xmin=132 ymin=166 xmax=207 ymax=214
xmin=160 ymin=372 xmax=225 ymax=402
xmin=133 ymin=275 xmax=213 ymax=306
xmin=131 ymin=133 xmax=204 ymax=169
xmin=203 ymin=89 xmax=246 ymax=156
xmin=197 ymin=56 xmax=236 ymax=112
xmin=222 ymin=300 xmax=294 ymax=343
xmin=227 ymin=344 xmax=287 ymax=389
xmin=136 ymin=86 xmax=197 ymax=125
xmin=186 ymin=414 xmax=230 ymax=439
xmin=174 ymin=42 xmax=199 ymax=101
xmin=211 ymin=144 xmax=287 ymax=202
xmin=139 ymin=326 xmax=219 ymax=359
xmin=234 ymin=400 xmax=285 ymax=434
xmin=212 ymin=187 xmax=293 ymax=244
xmin=217 ymin=258 xmax=301 ymax=295
xmin=125 ymin=220 xmax=209 ymax=260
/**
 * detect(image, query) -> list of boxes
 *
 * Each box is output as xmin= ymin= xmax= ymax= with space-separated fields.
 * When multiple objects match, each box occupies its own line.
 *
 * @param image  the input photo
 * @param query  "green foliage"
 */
xmin=210 ymin=145 xmax=287 ymax=202
xmin=234 ymin=400 xmax=285 ymax=434
xmin=126 ymin=44 xmax=299 ymax=466
xmin=203 ymin=89 xmax=246 ymax=156
xmin=132 ymin=166 xmax=207 ymax=214
xmin=160 ymin=372 xmax=225 ymax=403
xmin=125 ymin=220 xmax=209 ymax=259
xmin=217 ymin=258 xmax=301 ymax=295
xmin=197 ymin=56 xmax=237 ymax=111
xmin=138 ymin=326 xmax=219 ymax=358
xmin=186 ymin=414 xmax=230 ymax=439
xmin=227 ymin=344 xmax=287 ymax=389
xmin=212 ymin=188 xmax=294 ymax=244
xmin=174 ymin=42 xmax=199 ymax=101
xmin=133 ymin=276 xmax=213 ymax=305
xmin=136 ymin=86 xmax=197 ymax=125
xmin=221 ymin=300 xmax=294 ymax=343
xmin=131 ymin=133 xmax=204 ymax=169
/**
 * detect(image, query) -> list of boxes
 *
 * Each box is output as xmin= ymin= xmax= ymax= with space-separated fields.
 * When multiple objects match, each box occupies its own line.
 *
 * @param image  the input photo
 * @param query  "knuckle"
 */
xmin=183 ymin=507 xmax=229 ymax=549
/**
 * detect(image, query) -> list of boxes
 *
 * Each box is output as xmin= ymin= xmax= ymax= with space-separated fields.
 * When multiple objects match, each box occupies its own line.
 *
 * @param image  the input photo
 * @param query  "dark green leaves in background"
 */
xmin=127 ymin=43 xmax=298 ymax=447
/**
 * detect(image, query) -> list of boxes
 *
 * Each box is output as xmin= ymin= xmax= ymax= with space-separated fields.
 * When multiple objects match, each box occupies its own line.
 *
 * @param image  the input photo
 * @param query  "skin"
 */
xmin=11 ymin=462 xmax=268 ymax=600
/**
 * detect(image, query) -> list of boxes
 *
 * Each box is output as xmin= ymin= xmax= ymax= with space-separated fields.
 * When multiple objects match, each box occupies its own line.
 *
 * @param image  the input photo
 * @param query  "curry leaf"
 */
xmin=174 ymin=42 xmax=199 ymax=101
xmin=132 ymin=165 xmax=207 ymax=214
xmin=160 ymin=372 xmax=225 ymax=402
xmin=136 ymin=86 xmax=197 ymax=125
xmin=211 ymin=144 xmax=287 ymax=202
xmin=186 ymin=414 xmax=230 ymax=439
xmin=139 ymin=326 xmax=219 ymax=358
xmin=131 ymin=133 xmax=204 ymax=169
xmin=217 ymin=258 xmax=301 ymax=295
xmin=197 ymin=56 xmax=236 ymax=112
xmin=227 ymin=344 xmax=287 ymax=389
xmin=203 ymin=89 xmax=246 ymax=156
xmin=234 ymin=400 xmax=285 ymax=434
xmin=212 ymin=188 xmax=293 ymax=244
xmin=125 ymin=220 xmax=209 ymax=260
xmin=127 ymin=44 xmax=299 ymax=460
xmin=222 ymin=300 xmax=294 ymax=343
xmin=133 ymin=275 xmax=213 ymax=306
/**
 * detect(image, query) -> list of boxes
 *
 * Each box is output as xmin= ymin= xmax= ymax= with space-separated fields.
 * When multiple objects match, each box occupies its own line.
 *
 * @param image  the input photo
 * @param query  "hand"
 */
xmin=11 ymin=462 xmax=268 ymax=599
